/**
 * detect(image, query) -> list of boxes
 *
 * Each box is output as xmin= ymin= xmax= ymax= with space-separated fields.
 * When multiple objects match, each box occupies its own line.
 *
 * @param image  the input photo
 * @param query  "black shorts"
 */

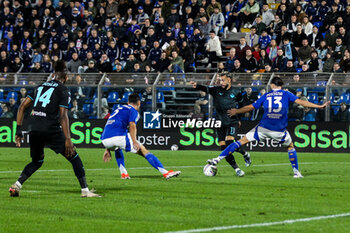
xmin=217 ymin=124 xmax=239 ymax=142
xmin=29 ymin=131 xmax=66 ymax=162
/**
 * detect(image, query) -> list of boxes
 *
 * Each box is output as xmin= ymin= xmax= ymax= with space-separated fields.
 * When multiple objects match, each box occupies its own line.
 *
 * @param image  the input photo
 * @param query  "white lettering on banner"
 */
xmin=163 ymin=118 xmax=222 ymax=128
xmin=237 ymin=134 xmax=283 ymax=150
xmin=138 ymin=134 xmax=170 ymax=146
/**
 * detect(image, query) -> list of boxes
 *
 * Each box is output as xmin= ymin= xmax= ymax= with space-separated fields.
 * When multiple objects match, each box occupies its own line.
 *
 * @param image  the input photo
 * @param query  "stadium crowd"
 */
xmin=0 ymin=0 xmax=349 ymax=73
xmin=0 ymin=0 xmax=350 ymax=121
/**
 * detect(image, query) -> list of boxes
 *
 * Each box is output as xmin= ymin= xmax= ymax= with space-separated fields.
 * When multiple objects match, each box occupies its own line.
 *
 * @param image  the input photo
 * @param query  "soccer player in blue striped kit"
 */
xmin=101 ymin=93 xmax=181 ymax=180
xmin=207 ymin=77 xmax=330 ymax=178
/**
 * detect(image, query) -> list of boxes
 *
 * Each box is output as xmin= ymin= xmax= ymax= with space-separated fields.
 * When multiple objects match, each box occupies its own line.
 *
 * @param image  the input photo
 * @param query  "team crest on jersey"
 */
xmin=230 ymin=93 xmax=235 ymax=98
xmin=219 ymin=92 xmax=223 ymax=95
xmin=143 ymin=110 xmax=162 ymax=129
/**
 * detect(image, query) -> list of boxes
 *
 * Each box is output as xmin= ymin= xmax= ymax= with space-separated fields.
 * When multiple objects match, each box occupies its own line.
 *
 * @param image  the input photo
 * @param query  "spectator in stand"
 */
xmin=333 ymin=62 xmax=343 ymax=73
xmin=209 ymin=6 xmax=224 ymax=35
xmin=267 ymin=39 xmax=279 ymax=62
xmin=284 ymin=60 xmax=297 ymax=72
xmin=316 ymin=40 xmax=329 ymax=61
xmin=0 ymin=104 xmax=13 ymax=118
xmin=8 ymin=97 xmax=18 ymax=118
xmin=232 ymin=59 xmax=244 ymax=72
xmin=205 ymin=30 xmax=222 ymax=68
xmin=66 ymin=52 xmax=82 ymax=73
xmin=323 ymin=52 xmax=336 ymax=72
xmin=225 ymin=48 xmax=238 ymax=72
xmin=239 ymin=0 xmax=260 ymax=29
xmin=340 ymin=49 xmax=350 ymax=73
xmin=272 ymin=48 xmax=287 ymax=72
xmin=308 ymin=26 xmax=323 ymax=49
xmin=226 ymin=0 xmax=246 ymax=32
xmin=267 ymin=15 xmax=282 ymax=39
xmin=69 ymin=99 xmax=86 ymax=119
xmin=97 ymin=54 xmax=113 ymax=73
xmin=240 ymin=87 xmax=258 ymax=119
xmin=168 ymin=50 xmax=184 ymax=73
xmin=31 ymin=62 xmax=44 ymax=73
xmin=282 ymin=37 xmax=298 ymax=62
xmin=148 ymin=41 xmax=162 ymax=68
xmin=155 ymin=52 xmax=170 ymax=72
xmin=179 ymin=41 xmax=194 ymax=72
xmin=124 ymin=54 xmax=138 ymax=72
xmin=325 ymin=25 xmax=339 ymax=50
xmin=308 ymin=51 xmax=322 ymax=72
xmin=338 ymin=27 xmax=350 ymax=50
xmin=298 ymin=39 xmax=312 ymax=66
xmin=292 ymin=24 xmax=307 ymax=49
xmin=333 ymin=38 xmax=347 ymax=62
xmin=193 ymin=91 xmax=208 ymax=119
xmin=138 ymin=53 xmax=151 ymax=71
xmin=258 ymin=30 xmax=271 ymax=49
xmin=335 ymin=102 xmax=350 ymax=122
xmin=11 ymin=57 xmax=25 ymax=73
xmin=84 ymin=60 xmax=99 ymax=73
xmin=236 ymin=37 xmax=250 ymax=60
xmin=257 ymin=49 xmax=272 ymax=70
xmin=245 ymin=26 xmax=259 ymax=48
xmin=241 ymin=49 xmax=257 ymax=73
xmin=301 ymin=16 xmax=313 ymax=36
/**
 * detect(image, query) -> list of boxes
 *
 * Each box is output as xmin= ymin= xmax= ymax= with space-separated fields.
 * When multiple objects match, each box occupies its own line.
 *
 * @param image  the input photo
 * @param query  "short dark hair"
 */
xmin=271 ymin=77 xmax=284 ymax=87
xmin=128 ymin=93 xmax=140 ymax=104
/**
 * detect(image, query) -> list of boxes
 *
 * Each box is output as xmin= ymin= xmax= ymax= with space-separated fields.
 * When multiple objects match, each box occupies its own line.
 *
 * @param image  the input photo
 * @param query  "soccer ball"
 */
xmin=171 ymin=144 xmax=179 ymax=151
xmin=203 ymin=164 xmax=217 ymax=176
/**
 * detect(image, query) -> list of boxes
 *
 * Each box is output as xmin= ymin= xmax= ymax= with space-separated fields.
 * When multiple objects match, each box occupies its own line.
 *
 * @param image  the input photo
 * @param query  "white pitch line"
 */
xmin=0 ymin=162 xmax=342 ymax=174
xmin=164 ymin=212 xmax=350 ymax=233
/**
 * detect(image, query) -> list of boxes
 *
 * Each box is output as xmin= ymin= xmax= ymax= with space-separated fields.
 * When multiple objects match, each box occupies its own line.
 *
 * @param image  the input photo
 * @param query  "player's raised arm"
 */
xmin=15 ymin=97 xmax=33 ymax=147
xmin=129 ymin=122 xmax=140 ymax=151
xmin=227 ymin=104 xmax=255 ymax=117
xmin=59 ymin=107 xmax=75 ymax=158
xmin=295 ymin=99 xmax=330 ymax=109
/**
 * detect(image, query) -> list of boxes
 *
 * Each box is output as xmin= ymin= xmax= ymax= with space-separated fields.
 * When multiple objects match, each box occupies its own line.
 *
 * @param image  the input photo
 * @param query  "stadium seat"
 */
xmin=112 ymin=104 xmax=121 ymax=112
xmin=332 ymin=106 xmax=340 ymax=115
xmin=83 ymin=104 xmax=93 ymax=115
xmin=339 ymin=93 xmax=350 ymax=104
xmin=0 ymin=90 xmax=4 ymax=101
xmin=296 ymin=68 xmax=302 ymax=73
xmin=314 ymin=21 xmax=323 ymax=29
xmin=5 ymin=92 xmax=18 ymax=102
xmin=107 ymin=91 xmax=119 ymax=103
xmin=85 ymin=93 xmax=97 ymax=103
xmin=304 ymin=109 xmax=317 ymax=121
xmin=322 ymin=32 xmax=326 ymax=39
xmin=307 ymin=93 xmax=319 ymax=104
xmin=157 ymin=91 xmax=166 ymax=109
xmin=120 ymin=92 xmax=132 ymax=103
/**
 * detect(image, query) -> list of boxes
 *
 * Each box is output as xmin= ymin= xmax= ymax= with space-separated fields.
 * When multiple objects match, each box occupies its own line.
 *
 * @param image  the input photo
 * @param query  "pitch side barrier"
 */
xmin=0 ymin=119 xmax=349 ymax=153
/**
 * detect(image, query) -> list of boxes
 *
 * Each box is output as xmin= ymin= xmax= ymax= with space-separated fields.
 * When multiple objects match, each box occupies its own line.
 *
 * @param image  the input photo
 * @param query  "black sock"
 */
xmin=236 ymin=147 xmax=248 ymax=157
xmin=222 ymin=141 xmax=239 ymax=169
xmin=225 ymin=154 xmax=239 ymax=169
xmin=68 ymin=154 xmax=88 ymax=189
xmin=18 ymin=161 xmax=43 ymax=184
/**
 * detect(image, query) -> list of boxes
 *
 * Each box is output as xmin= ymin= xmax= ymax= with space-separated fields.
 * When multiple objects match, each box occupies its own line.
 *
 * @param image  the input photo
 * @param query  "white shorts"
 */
xmin=102 ymin=133 xmax=140 ymax=153
xmin=246 ymin=125 xmax=292 ymax=147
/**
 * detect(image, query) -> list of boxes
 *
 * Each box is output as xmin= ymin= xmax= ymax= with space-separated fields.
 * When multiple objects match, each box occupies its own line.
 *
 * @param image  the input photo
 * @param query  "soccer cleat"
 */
xmin=9 ymin=183 xmax=21 ymax=197
xmin=163 ymin=170 xmax=181 ymax=180
xmin=293 ymin=169 xmax=304 ymax=178
xmin=244 ymin=152 xmax=252 ymax=167
xmin=235 ymin=169 xmax=245 ymax=177
xmin=121 ymin=173 xmax=131 ymax=179
xmin=81 ymin=189 xmax=101 ymax=198
xmin=207 ymin=158 xmax=220 ymax=166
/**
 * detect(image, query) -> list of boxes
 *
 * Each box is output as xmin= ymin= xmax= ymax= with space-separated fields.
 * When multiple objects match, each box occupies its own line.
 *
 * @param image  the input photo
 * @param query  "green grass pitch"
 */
xmin=0 ymin=148 xmax=349 ymax=233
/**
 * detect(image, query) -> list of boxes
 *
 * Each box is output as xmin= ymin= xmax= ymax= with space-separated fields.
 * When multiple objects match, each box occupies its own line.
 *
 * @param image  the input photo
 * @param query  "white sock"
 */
xmin=81 ymin=188 xmax=89 ymax=192
xmin=15 ymin=181 xmax=22 ymax=188
xmin=119 ymin=165 xmax=128 ymax=174
xmin=158 ymin=167 xmax=168 ymax=175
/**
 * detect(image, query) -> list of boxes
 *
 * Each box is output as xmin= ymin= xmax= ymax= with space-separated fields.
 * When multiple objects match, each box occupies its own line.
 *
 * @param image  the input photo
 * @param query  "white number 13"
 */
xmin=267 ymin=96 xmax=282 ymax=113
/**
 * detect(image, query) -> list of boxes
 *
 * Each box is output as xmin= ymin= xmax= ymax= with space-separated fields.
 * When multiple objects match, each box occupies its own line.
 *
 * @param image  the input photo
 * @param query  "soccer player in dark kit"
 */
xmin=190 ymin=72 xmax=251 ymax=177
xmin=9 ymin=61 xmax=100 ymax=197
